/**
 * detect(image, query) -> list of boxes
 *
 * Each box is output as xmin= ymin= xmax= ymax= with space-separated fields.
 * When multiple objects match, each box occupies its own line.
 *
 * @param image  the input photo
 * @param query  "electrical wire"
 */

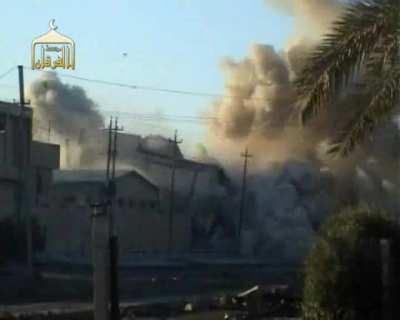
xmin=24 ymin=66 xmax=225 ymax=98
xmin=24 ymin=66 xmax=268 ymax=101
xmin=100 ymin=109 xmax=215 ymax=121
xmin=0 ymin=66 xmax=16 ymax=80
xmin=5 ymin=65 xmax=299 ymax=128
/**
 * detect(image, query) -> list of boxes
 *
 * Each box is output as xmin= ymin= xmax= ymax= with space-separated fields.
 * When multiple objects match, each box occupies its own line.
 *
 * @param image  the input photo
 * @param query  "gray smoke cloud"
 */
xmin=30 ymin=72 xmax=103 ymax=138
xmin=29 ymin=72 xmax=104 ymax=167
xmin=208 ymin=0 xmax=400 ymax=261
xmin=244 ymin=161 xmax=333 ymax=261
xmin=29 ymin=73 xmax=188 ymax=170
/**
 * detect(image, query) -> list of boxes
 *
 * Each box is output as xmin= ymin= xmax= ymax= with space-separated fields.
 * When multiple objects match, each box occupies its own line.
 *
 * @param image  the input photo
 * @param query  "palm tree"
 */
xmin=296 ymin=0 xmax=400 ymax=156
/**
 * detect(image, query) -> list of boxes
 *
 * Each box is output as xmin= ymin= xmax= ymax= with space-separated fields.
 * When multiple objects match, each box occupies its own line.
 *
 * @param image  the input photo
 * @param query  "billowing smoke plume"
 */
xmin=29 ymin=72 xmax=104 ymax=167
xmin=210 ymin=44 xmax=305 ymax=166
xmin=212 ymin=45 xmax=293 ymax=139
xmin=264 ymin=0 xmax=342 ymax=38
xmin=208 ymin=0 xmax=400 ymax=261
xmin=29 ymin=73 xmax=187 ymax=170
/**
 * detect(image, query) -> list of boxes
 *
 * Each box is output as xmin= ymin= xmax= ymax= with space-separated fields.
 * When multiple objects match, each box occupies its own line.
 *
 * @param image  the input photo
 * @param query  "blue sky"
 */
xmin=0 ymin=0 xmax=293 ymax=155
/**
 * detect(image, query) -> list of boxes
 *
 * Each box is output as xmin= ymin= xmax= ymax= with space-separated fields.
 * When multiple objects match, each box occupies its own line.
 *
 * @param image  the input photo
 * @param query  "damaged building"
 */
xmin=80 ymin=132 xmax=237 ymax=252
xmin=33 ymin=130 xmax=234 ymax=261
xmin=0 ymin=101 xmax=60 ymax=221
xmin=28 ymin=72 xmax=238 ymax=258
xmin=34 ymin=169 xmax=191 ymax=261
xmin=0 ymin=88 xmax=233 ymax=262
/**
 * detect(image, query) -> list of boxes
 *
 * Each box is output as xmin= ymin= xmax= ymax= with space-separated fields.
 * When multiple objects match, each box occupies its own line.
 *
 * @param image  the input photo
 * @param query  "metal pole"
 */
xmin=167 ymin=130 xmax=182 ymax=254
xmin=381 ymin=239 xmax=395 ymax=320
xmin=106 ymin=117 xmax=113 ymax=182
xmin=168 ymin=163 xmax=176 ymax=253
xmin=109 ymin=235 xmax=120 ymax=320
xmin=18 ymin=65 xmax=33 ymax=272
xmin=18 ymin=66 xmax=25 ymax=107
xmin=238 ymin=148 xmax=251 ymax=253
xmin=65 ymin=138 xmax=70 ymax=168
xmin=111 ymin=118 xmax=118 ymax=180
xmin=109 ymin=117 xmax=122 ymax=320
xmin=92 ymin=204 xmax=110 ymax=320
xmin=48 ymin=120 xmax=51 ymax=142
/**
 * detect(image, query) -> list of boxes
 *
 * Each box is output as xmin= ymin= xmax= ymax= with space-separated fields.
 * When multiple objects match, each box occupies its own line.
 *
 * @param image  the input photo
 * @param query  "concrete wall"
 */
xmin=34 ymin=181 xmax=100 ymax=258
xmin=0 ymin=102 xmax=32 ymax=168
xmin=31 ymin=141 xmax=60 ymax=208
xmin=0 ymin=181 xmax=18 ymax=219
xmin=31 ymin=141 xmax=60 ymax=170
xmin=0 ymin=102 xmax=32 ymax=220
xmin=34 ymin=171 xmax=192 ymax=261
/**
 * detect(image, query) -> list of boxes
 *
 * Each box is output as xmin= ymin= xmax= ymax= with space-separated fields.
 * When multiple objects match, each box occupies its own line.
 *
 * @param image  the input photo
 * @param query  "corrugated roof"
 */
xmin=53 ymin=169 xmax=158 ymax=191
xmin=0 ymin=101 xmax=32 ymax=118
xmin=53 ymin=169 xmax=129 ymax=183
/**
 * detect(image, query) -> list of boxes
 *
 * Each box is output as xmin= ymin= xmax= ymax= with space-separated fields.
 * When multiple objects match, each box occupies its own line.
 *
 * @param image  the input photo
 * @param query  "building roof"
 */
xmin=0 ymin=101 xmax=32 ymax=118
xmin=53 ymin=169 xmax=159 ymax=192
xmin=138 ymin=135 xmax=183 ymax=160
xmin=54 ymin=169 xmax=127 ymax=183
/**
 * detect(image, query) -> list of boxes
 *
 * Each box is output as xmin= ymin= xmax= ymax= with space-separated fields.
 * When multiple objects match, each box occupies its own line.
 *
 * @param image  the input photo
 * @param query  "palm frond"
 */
xmin=296 ymin=0 xmax=399 ymax=124
xmin=328 ymin=65 xmax=400 ymax=156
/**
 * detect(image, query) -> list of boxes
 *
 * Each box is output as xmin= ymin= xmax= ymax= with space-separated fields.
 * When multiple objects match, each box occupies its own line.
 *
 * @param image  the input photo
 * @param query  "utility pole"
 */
xmin=104 ymin=117 xmax=123 ymax=320
xmin=65 ymin=138 xmax=70 ymax=168
xmin=18 ymin=65 xmax=33 ymax=272
xmin=92 ymin=203 xmax=110 ymax=320
xmin=92 ymin=118 xmax=113 ymax=320
xmin=48 ymin=120 xmax=51 ymax=142
xmin=109 ymin=117 xmax=123 ymax=320
xmin=111 ymin=118 xmax=121 ymax=180
xmin=238 ymin=147 xmax=252 ymax=254
xmin=93 ymin=117 xmax=123 ymax=320
xmin=167 ymin=130 xmax=183 ymax=254
xmin=106 ymin=117 xmax=113 ymax=181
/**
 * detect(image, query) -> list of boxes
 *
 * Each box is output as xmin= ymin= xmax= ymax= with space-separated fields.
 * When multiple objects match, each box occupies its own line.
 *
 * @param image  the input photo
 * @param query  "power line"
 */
xmin=99 ymin=110 xmax=301 ymax=128
xmin=24 ymin=66 xmax=269 ymax=101
xmin=24 ymin=66 xmax=224 ymax=99
xmin=0 ymin=68 xmax=215 ymax=125
xmin=0 ymin=66 xmax=16 ymax=80
xmin=100 ymin=109 xmax=214 ymax=120
xmin=32 ymin=110 xmax=300 ymax=129
xmin=0 ymin=65 xmax=300 ymax=129
xmin=99 ymin=110 xmax=213 ymax=124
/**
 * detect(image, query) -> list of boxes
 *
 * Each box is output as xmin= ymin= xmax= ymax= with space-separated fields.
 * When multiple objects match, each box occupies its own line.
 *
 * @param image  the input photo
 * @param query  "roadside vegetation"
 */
xmin=302 ymin=206 xmax=400 ymax=320
xmin=297 ymin=0 xmax=400 ymax=156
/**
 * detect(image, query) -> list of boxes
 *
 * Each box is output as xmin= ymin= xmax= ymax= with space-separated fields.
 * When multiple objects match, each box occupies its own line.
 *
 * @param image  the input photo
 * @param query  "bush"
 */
xmin=302 ymin=206 xmax=400 ymax=320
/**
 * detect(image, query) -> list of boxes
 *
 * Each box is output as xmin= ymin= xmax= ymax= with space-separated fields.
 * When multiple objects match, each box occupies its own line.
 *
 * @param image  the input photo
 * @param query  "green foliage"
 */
xmin=302 ymin=206 xmax=400 ymax=320
xmin=296 ymin=0 xmax=400 ymax=156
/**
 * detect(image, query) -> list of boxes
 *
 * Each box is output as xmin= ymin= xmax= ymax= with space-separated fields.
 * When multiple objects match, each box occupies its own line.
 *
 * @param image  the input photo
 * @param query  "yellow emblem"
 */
xmin=32 ymin=19 xmax=75 ymax=70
